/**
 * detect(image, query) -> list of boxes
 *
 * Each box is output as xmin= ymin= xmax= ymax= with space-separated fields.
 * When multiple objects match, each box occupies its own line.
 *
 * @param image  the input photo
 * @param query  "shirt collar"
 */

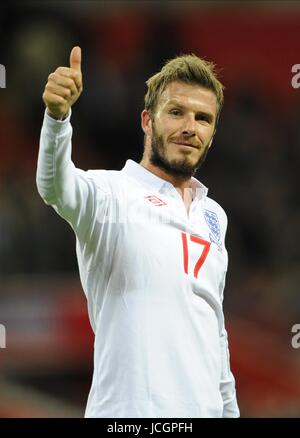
xmin=121 ymin=159 xmax=208 ymax=201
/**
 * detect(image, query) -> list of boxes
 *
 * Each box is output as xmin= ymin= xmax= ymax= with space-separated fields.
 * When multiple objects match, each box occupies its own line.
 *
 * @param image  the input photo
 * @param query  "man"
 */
xmin=37 ymin=46 xmax=239 ymax=418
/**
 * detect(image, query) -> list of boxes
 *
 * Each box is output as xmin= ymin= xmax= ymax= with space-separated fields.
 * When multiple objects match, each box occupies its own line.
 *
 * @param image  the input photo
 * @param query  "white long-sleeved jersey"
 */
xmin=36 ymin=110 xmax=239 ymax=418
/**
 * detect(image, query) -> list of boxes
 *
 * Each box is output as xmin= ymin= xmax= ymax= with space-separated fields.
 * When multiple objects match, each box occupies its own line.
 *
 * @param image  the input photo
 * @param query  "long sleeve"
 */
xmin=36 ymin=110 xmax=97 ymax=239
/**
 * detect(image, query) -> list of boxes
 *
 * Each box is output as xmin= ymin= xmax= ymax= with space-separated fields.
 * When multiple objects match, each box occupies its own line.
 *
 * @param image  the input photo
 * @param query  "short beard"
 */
xmin=149 ymin=125 xmax=211 ymax=181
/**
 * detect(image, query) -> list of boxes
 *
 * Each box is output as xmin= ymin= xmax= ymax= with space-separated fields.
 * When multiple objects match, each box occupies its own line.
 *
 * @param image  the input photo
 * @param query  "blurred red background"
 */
xmin=0 ymin=1 xmax=300 ymax=417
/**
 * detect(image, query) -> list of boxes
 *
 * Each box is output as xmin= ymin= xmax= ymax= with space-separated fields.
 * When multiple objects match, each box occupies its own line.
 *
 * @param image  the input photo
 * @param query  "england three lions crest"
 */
xmin=203 ymin=209 xmax=222 ymax=249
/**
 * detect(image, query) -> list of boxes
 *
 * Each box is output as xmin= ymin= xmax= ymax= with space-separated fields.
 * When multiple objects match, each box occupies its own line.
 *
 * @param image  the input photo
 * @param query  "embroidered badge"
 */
xmin=144 ymin=195 xmax=167 ymax=206
xmin=203 ymin=209 xmax=222 ymax=248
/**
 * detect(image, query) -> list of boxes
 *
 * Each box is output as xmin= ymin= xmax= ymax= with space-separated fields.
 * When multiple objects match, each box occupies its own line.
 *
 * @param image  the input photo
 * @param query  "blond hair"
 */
xmin=144 ymin=54 xmax=224 ymax=125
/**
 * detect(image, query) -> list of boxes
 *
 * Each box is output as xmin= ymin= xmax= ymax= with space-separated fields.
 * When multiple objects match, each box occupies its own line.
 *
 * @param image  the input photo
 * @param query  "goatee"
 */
xmin=149 ymin=127 xmax=210 ymax=181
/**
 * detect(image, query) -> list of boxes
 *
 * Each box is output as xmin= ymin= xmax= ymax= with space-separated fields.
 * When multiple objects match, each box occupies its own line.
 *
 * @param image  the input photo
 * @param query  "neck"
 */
xmin=139 ymin=157 xmax=193 ymax=199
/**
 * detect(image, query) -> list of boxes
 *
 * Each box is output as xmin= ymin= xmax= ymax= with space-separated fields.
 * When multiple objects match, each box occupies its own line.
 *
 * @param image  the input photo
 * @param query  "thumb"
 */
xmin=70 ymin=46 xmax=81 ymax=73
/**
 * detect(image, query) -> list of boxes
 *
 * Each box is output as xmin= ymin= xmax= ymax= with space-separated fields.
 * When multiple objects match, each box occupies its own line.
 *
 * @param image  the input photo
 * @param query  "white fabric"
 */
xmin=36 ymin=110 xmax=239 ymax=418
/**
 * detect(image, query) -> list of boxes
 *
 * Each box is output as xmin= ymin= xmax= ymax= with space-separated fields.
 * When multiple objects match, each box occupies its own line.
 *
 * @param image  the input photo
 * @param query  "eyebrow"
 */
xmin=166 ymin=100 xmax=215 ymax=123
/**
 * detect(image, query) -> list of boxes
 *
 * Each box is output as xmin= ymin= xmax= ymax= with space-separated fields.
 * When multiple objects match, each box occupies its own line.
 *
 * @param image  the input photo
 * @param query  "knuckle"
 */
xmin=43 ymin=91 xmax=50 ymax=101
xmin=68 ymin=78 xmax=75 ymax=88
xmin=64 ymin=88 xmax=71 ymax=98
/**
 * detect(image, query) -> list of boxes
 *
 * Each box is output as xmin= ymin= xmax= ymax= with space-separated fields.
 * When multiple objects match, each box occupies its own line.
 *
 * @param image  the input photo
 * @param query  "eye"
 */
xmin=196 ymin=114 xmax=211 ymax=123
xmin=169 ymin=108 xmax=182 ymax=116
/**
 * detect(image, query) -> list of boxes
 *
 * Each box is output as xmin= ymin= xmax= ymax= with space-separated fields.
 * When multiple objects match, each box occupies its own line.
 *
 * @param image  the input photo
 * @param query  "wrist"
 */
xmin=47 ymin=110 xmax=69 ymax=121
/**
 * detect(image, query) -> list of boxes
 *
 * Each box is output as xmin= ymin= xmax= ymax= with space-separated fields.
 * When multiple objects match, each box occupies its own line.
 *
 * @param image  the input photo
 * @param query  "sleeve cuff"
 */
xmin=43 ymin=109 xmax=72 ymax=134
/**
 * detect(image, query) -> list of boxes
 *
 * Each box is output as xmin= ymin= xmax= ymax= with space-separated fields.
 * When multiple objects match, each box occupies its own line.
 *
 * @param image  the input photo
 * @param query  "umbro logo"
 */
xmin=144 ymin=195 xmax=167 ymax=206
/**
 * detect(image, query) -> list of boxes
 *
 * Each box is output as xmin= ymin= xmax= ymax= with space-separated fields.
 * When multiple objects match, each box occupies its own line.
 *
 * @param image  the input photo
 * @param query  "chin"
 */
xmin=172 ymin=151 xmax=198 ymax=162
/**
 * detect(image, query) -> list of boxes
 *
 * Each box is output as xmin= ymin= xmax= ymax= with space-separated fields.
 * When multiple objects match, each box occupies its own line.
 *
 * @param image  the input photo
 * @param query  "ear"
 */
xmin=141 ymin=110 xmax=152 ymax=136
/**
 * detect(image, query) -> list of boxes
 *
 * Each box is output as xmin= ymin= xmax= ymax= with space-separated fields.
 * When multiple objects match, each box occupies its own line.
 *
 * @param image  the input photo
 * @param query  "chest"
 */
xmin=98 ymin=191 xmax=228 ymax=295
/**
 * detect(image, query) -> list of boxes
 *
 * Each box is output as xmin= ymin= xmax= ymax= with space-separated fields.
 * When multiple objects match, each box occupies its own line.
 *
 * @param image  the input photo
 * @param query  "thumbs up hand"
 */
xmin=43 ymin=46 xmax=83 ymax=119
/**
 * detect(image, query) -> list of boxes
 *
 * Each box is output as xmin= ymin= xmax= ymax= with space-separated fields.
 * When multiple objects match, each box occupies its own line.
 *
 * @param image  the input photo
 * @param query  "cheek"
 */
xmin=197 ymin=127 xmax=214 ymax=143
xmin=154 ymin=125 xmax=170 ymax=144
xmin=164 ymin=122 xmax=182 ymax=141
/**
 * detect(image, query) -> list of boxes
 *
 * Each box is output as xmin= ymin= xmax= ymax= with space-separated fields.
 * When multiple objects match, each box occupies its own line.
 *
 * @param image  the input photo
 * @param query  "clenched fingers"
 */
xmin=55 ymin=66 xmax=82 ymax=92
xmin=45 ymin=83 xmax=74 ymax=101
xmin=42 ymin=91 xmax=66 ymax=106
xmin=47 ymin=73 xmax=78 ymax=98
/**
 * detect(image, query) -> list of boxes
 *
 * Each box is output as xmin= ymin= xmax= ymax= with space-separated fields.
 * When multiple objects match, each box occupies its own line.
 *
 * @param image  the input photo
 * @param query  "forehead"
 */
xmin=157 ymin=81 xmax=218 ymax=114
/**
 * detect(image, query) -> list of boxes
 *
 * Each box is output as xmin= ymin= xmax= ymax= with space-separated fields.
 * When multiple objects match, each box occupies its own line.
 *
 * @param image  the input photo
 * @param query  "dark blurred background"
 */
xmin=0 ymin=0 xmax=300 ymax=417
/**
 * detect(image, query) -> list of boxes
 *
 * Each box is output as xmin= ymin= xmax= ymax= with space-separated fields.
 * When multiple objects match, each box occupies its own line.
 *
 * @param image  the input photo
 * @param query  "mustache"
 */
xmin=170 ymin=138 xmax=201 ymax=148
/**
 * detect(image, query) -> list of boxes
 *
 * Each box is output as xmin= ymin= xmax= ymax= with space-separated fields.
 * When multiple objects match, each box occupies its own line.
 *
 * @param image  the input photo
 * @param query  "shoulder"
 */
xmin=76 ymin=168 xmax=125 ymax=193
xmin=204 ymin=196 xmax=227 ymax=221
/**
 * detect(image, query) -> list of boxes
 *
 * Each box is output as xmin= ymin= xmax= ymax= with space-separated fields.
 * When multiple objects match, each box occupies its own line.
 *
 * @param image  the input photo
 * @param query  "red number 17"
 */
xmin=181 ymin=232 xmax=211 ymax=279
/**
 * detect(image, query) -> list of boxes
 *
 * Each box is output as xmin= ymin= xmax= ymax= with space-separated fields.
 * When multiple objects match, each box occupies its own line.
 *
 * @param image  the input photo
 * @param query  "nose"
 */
xmin=181 ymin=115 xmax=196 ymax=136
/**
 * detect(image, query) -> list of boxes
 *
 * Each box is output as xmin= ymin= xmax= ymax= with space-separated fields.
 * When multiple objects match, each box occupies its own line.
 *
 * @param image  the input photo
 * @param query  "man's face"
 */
xmin=143 ymin=81 xmax=218 ymax=179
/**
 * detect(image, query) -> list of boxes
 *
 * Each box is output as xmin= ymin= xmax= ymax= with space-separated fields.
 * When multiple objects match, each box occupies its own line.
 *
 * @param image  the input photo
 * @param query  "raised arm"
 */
xmin=36 ymin=47 xmax=97 ymax=240
xmin=43 ymin=46 xmax=83 ymax=120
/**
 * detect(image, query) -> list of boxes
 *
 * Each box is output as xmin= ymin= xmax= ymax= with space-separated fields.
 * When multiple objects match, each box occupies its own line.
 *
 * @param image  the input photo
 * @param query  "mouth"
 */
xmin=172 ymin=141 xmax=198 ymax=149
